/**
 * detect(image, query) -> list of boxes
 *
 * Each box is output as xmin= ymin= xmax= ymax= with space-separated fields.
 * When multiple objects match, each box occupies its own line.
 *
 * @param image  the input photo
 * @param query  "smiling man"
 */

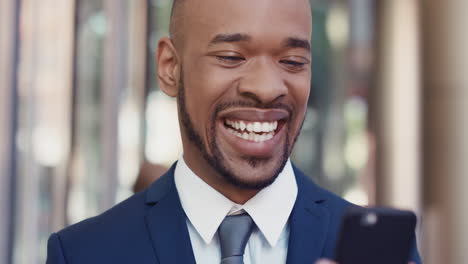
xmin=161 ymin=0 xmax=312 ymax=205
xmin=46 ymin=0 xmax=421 ymax=263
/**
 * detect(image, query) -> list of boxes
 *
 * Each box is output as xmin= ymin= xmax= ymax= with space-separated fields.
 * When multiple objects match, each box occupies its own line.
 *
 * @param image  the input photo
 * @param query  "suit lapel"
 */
xmin=144 ymin=165 xmax=196 ymax=264
xmin=286 ymin=168 xmax=331 ymax=264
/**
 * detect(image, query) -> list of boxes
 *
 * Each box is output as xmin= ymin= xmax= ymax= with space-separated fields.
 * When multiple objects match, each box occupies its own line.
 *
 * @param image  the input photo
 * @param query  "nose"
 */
xmin=237 ymin=58 xmax=288 ymax=105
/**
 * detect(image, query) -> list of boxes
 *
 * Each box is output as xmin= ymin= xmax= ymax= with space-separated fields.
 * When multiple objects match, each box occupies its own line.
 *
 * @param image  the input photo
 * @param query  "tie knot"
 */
xmin=218 ymin=214 xmax=254 ymax=263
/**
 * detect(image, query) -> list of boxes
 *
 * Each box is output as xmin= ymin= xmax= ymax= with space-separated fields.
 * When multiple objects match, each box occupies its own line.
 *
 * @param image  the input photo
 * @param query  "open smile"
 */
xmin=225 ymin=119 xmax=279 ymax=142
xmin=216 ymin=108 xmax=289 ymax=157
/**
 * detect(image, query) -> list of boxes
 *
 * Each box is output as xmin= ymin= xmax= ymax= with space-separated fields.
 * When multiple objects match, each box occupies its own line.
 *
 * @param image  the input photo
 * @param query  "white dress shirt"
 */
xmin=174 ymin=157 xmax=298 ymax=264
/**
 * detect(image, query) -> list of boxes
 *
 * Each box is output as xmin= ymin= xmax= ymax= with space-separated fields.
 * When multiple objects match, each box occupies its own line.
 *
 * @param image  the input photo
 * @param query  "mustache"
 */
xmin=213 ymin=100 xmax=295 ymax=118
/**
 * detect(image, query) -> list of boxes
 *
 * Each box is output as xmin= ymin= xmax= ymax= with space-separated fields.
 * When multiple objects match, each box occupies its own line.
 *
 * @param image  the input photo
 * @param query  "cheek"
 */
xmin=183 ymin=62 xmax=234 ymax=128
xmin=288 ymin=74 xmax=311 ymax=111
xmin=286 ymin=76 xmax=310 ymax=135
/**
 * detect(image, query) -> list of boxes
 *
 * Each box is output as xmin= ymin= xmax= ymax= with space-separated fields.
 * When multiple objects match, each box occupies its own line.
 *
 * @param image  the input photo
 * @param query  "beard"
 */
xmin=177 ymin=73 xmax=302 ymax=190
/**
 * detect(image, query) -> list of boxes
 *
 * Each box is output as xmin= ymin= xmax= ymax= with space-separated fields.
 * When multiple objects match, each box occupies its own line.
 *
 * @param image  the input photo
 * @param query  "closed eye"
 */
xmin=216 ymin=55 xmax=245 ymax=63
xmin=280 ymin=60 xmax=306 ymax=66
xmin=280 ymin=59 xmax=308 ymax=71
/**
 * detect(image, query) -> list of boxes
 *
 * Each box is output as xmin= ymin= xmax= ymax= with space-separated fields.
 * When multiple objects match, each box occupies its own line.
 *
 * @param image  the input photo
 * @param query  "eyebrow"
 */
xmin=209 ymin=33 xmax=252 ymax=45
xmin=283 ymin=37 xmax=311 ymax=52
xmin=208 ymin=33 xmax=311 ymax=53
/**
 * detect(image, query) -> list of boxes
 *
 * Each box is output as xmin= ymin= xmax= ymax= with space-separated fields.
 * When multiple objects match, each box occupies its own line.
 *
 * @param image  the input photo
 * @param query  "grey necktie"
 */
xmin=218 ymin=214 xmax=254 ymax=264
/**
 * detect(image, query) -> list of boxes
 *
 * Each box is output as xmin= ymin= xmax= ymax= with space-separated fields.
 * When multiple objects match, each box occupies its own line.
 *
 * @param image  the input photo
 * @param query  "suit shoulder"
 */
xmin=50 ymin=190 xmax=157 ymax=263
xmin=55 ymin=190 xmax=150 ymax=249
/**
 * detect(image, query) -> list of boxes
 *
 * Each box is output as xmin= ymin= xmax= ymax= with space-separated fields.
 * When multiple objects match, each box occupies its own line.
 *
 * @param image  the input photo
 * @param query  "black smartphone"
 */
xmin=336 ymin=207 xmax=417 ymax=264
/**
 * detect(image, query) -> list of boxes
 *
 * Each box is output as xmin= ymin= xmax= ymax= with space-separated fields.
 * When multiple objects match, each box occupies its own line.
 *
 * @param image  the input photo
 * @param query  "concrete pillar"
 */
xmin=375 ymin=0 xmax=422 ymax=214
xmin=100 ymin=0 xmax=129 ymax=210
xmin=421 ymin=0 xmax=468 ymax=263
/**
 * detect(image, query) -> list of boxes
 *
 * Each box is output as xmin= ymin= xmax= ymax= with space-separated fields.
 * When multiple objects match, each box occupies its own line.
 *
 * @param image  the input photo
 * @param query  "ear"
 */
xmin=156 ymin=37 xmax=180 ymax=97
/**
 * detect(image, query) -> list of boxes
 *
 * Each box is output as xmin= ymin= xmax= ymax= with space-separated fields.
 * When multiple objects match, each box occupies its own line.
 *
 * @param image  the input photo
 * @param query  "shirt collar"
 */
xmin=174 ymin=157 xmax=297 ymax=247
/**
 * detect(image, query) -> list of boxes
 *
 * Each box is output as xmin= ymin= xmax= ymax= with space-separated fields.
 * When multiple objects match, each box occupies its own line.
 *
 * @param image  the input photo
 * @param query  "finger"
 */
xmin=315 ymin=259 xmax=337 ymax=264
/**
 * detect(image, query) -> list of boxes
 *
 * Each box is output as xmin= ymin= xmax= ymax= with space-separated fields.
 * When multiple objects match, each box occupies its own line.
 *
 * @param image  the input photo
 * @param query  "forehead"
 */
xmin=180 ymin=0 xmax=312 ymax=47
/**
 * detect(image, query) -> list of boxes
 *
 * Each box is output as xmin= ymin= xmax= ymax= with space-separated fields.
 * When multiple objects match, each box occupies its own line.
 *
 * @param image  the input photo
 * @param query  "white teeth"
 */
xmin=240 ymin=121 xmax=246 ymax=131
xmin=246 ymin=123 xmax=253 ymax=132
xmin=258 ymin=134 xmax=265 ymax=142
xmin=227 ymin=128 xmax=275 ymax=143
xmin=253 ymin=122 xmax=262 ymax=133
xmin=226 ymin=119 xmax=279 ymax=134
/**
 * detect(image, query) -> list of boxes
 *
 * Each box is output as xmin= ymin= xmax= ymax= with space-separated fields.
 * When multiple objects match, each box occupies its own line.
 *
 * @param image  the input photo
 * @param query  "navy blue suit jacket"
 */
xmin=47 ymin=164 xmax=422 ymax=263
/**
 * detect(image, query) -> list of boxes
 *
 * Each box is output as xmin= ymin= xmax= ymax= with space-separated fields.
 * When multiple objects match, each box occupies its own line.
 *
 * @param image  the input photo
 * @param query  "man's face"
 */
xmin=176 ymin=0 xmax=312 ymax=189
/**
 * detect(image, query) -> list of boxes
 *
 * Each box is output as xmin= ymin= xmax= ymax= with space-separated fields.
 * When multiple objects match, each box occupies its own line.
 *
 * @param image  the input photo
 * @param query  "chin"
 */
xmin=216 ymin=154 xmax=288 ymax=190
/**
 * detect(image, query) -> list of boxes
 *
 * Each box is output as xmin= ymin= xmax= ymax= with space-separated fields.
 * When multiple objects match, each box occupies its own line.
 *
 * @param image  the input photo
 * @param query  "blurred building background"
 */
xmin=0 ymin=0 xmax=466 ymax=263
